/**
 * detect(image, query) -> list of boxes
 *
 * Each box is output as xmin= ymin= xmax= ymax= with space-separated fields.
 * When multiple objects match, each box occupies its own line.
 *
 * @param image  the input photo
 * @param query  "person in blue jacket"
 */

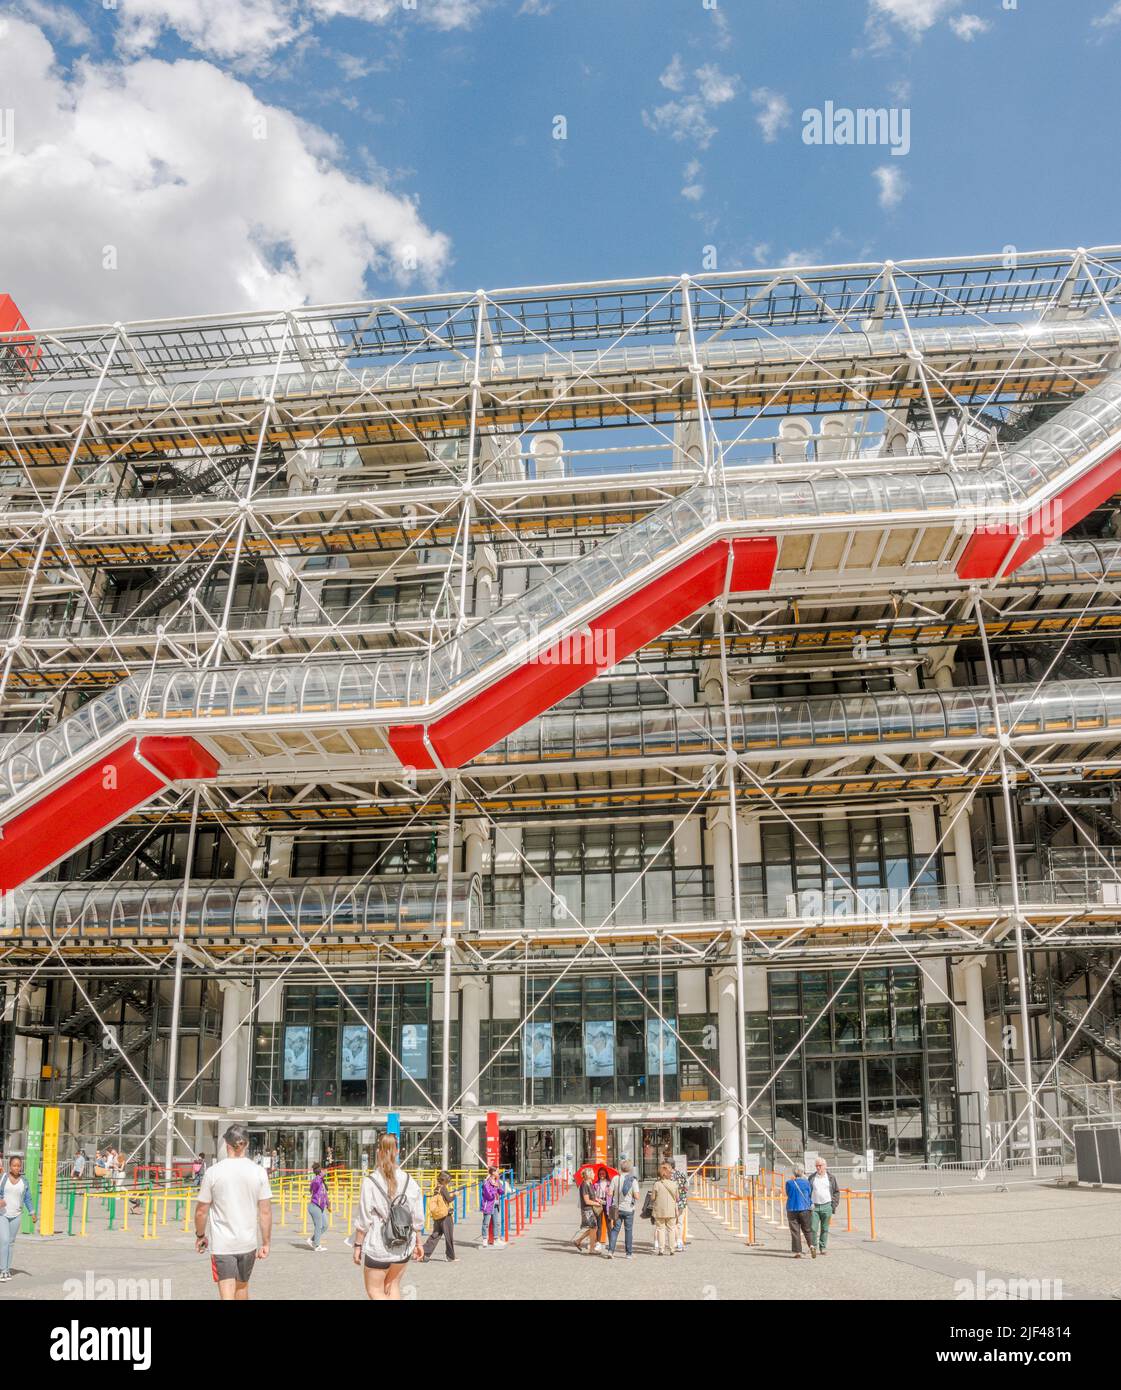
xmin=784 ymin=1165 xmax=813 ymax=1258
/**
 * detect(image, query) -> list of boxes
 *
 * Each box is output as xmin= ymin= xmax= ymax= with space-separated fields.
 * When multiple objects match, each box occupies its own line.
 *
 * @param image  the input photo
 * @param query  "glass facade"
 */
xmin=494 ymin=820 xmax=707 ymax=931
xmin=751 ymin=965 xmax=957 ymax=1162
xmin=252 ymin=982 xmax=458 ymax=1109
xmin=478 ymin=974 xmax=712 ymax=1107
xmin=753 ymin=814 xmax=939 ymax=916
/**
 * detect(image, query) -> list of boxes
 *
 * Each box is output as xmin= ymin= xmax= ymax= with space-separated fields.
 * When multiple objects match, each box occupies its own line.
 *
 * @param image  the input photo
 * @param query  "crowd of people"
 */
xmin=1 ymin=1129 xmax=847 ymax=1292
xmin=573 ymin=1156 xmax=688 ymax=1258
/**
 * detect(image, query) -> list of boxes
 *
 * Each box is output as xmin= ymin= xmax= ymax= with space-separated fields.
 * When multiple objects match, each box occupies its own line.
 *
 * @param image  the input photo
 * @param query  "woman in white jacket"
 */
xmin=353 ymin=1135 xmax=425 ymax=1300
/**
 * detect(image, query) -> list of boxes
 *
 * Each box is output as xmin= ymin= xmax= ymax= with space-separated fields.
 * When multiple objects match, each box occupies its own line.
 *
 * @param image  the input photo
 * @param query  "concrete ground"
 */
xmin=5 ymin=1181 xmax=1119 ymax=1300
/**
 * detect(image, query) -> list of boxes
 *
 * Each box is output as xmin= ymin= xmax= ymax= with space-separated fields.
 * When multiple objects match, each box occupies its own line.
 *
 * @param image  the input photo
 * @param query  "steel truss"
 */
xmin=3 ymin=247 xmax=1121 ymax=1176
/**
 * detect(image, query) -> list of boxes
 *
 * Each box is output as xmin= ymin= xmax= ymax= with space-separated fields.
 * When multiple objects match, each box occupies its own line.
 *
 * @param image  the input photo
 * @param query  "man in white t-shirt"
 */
xmin=195 ymin=1124 xmax=273 ymax=1300
xmin=0 ymin=1155 xmax=37 ymax=1282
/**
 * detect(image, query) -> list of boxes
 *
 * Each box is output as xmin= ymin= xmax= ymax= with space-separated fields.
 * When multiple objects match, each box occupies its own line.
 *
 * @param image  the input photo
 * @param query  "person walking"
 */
xmin=784 ymin=1165 xmax=814 ymax=1258
xmin=194 ymin=1123 xmax=273 ymax=1300
xmin=606 ymin=1160 xmax=640 ymax=1259
xmin=353 ymin=1134 xmax=425 ymax=1300
xmin=809 ymin=1156 xmax=840 ymax=1258
xmin=0 ymin=1155 xmax=36 ymax=1282
xmin=479 ymin=1166 xmax=506 ymax=1249
xmin=572 ymin=1165 xmax=602 ymax=1255
xmin=191 ymin=1153 xmax=206 ymax=1188
xmin=307 ymin=1162 xmax=331 ymax=1251
xmin=420 ymin=1170 xmax=456 ymax=1263
xmin=70 ymin=1150 xmax=87 ymax=1181
xmin=651 ymin=1162 xmax=679 ymax=1256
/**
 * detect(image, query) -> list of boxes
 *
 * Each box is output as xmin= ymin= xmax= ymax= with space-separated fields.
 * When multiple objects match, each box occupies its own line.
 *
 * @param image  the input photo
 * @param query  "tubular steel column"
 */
xmin=440 ymin=781 xmax=460 ymax=1170
xmin=715 ymin=596 xmax=751 ymax=1170
xmin=973 ymin=590 xmax=1039 ymax=1174
xmin=164 ymin=788 xmax=201 ymax=1181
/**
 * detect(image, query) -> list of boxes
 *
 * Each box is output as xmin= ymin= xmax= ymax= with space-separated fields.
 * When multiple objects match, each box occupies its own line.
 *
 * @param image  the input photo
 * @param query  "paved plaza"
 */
xmin=5 ymin=1181 xmax=1119 ymax=1301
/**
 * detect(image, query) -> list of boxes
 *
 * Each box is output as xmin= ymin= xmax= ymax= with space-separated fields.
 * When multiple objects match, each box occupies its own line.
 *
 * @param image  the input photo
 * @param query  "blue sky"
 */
xmin=2 ymin=0 xmax=1121 ymax=322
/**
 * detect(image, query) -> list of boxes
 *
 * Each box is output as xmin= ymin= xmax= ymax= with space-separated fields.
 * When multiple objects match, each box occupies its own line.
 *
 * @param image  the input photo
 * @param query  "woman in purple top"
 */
xmin=307 ymin=1162 xmax=331 ymax=1251
xmin=479 ymin=1165 xmax=506 ymax=1248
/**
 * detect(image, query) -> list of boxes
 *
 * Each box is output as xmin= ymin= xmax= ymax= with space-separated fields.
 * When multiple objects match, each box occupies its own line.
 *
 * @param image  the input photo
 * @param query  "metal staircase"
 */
xmin=55 ymin=1024 xmax=154 ymax=1104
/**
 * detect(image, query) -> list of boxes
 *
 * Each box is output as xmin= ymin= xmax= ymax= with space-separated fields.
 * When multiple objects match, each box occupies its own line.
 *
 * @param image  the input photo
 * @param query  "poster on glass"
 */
xmin=283 ymin=1025 xmax=310 ymax=1081
xmin=523 ymin=1021 xmax=553 ymax=1077
xmin=341 ymin=1025 xmax=368 ymax=1081
xmin=583 ymin=1020 xmax=615 ymax=1077
xmin=646 ymin=1018 xmax=678 ymax=1075
xmin=401 ymin=1023 xmax=429 ymax=1080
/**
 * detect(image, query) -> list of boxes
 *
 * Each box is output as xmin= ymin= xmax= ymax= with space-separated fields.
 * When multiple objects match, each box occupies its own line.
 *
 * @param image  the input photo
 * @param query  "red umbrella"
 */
xmin=575 ymin=1161 xmax=618 ymax=1184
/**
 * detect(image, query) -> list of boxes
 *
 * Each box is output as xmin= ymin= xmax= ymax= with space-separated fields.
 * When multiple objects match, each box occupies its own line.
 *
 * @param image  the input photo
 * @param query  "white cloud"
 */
xmin=14 ymin=0 xmax=91 ymax=45
xmin=751 ymin=86 xmax=791 ymax=142
xmin=949 ymin=12 xmax=989 ymax=39
xmin=116 ymin=0 xmax=305 ymax=62
xmin=1092 ymin=1 xmax=1121 ymax=25
xmin=659 ymin=54 xmax=686 ymax=92
xmin=695 ymin=63 xmax=739 ymax=106
xmin=873 ymin=163 xmax=906 ymax=209
xmin=868 ymin=0 xmax=959 ymax=34
xmin=644 ymin=60 xmax=740 ymax=151
xmin=114 ymin=0 xmax=484 ymax=64
xmin=680 ymin=159 xmax=703 ymax=202
xmin=0 ymin=18 xmax=451 ymax=325
xmin=517 ymin=0 xmax=553 ymax=13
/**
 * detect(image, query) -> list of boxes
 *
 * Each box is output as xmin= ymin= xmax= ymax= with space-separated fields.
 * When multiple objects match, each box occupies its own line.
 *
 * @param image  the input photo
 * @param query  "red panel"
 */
xmin=1003 ymin=449 xmax=1121 ymax=574
xmin=955 ymin=526 xmax=1018 ymax=581
xmin=389 ymin=535 xmax=777 ymax=770
xmin=956 ymin=449 xmax=1121 ymax=580
xmin=139 ymin=735 xmax=220 ymax=782
xmin=385 ymin=724 xmax=430 ymax=769
xmin=729 ymin=536 xmax=779 ymax=591
xmin=0 ymin=294 xmax=41 ymax=375
xmin=0 ymin=736 xmax=218 ymax=893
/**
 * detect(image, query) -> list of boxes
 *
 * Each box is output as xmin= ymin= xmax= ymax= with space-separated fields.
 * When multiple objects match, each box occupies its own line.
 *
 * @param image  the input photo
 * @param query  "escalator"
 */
xmin=3 ymin=362 xmax=1121 ymax=891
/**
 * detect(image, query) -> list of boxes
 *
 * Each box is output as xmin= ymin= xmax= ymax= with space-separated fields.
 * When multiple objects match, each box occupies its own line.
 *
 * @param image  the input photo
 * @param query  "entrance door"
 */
xmin=640 ymin=1126 xmax=672 ymax=1179
xmin=676 ymin=1124 xmax=714 ymax=1167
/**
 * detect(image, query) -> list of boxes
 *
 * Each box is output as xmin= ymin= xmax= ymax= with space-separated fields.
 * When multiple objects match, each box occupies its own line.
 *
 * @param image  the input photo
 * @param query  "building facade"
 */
xmin=2 ymin=250 xmax=1121 ymax=1180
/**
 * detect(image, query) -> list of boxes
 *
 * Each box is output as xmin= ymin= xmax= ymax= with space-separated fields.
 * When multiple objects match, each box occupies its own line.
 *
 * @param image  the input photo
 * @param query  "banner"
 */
xmin=594 ymin=1109 xmax=608 ymax=1164
xmin=401 ymin=1023 xmax=428 ymax=1080
xmin=523 ymin=1021 xmax=553 ymax=1077
xmin=340 ymin=1025 xmax=368 ymax=1081
xmin=283 ymin=1025 xmax=310 ymax=1081
xmin=583 ymin=1020 xmax=615 ymax=1077
xmin=485 ymin=1112 xmax=500 ymax=1169
xmin=40 ymin=1108 xmax=59 ymax=1237
xmin=23 ymin=1107 xmax=43 ymax=1236
xmin=646 ymin=1017 xmax=678 ymax=1075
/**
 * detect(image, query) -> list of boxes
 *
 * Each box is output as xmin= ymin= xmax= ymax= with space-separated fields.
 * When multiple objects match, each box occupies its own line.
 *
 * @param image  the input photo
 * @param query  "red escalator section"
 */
xmin=0 ymin=736 xmax=218 ymax=893
xmin=388 ymin=536 xmax=777 ymax=771
xmin=956 ymin=448 xmax=1121 ymax=580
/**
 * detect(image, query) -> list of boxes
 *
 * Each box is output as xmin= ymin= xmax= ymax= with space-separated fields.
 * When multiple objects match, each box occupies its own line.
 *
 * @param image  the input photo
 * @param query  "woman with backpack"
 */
xmin=353 ymin=1134 xmax=425 ymax=1299
xmin=606 ymin=1160 xmax=640 ymax=1259
xmin=420 ymin=1170 xmax=456 ymax=1263
xmin=307 ymin=1162 xmax=331 ymax=1251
